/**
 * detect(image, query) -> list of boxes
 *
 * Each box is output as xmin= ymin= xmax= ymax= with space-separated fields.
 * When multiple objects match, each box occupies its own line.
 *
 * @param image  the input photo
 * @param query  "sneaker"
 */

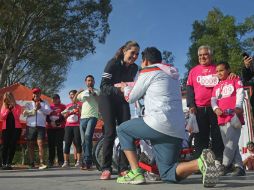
xmin=74 ymin=161 xmax=81 ymax=167
xmin=100 ymin=170 xmax=111 ymax=180
xmin=62 ymin=161 xmax=70 ymax=168
xmin=119 ymin=170 xmax=129 ymax=177
xmin=39 ymin=164 xmax=48 ymax=170
xmin=81 ymin=164 xmax=92 ymax=170
xmin=198 ymin=149 xmax=219 ymax=187
xmin=231 ymin=167 xmax=246 ymax=176
xmin=6 ymin=164 xmax=13 ymax=170
xmin=144 ymin=171 xmax=161 ymax=181
xmin=2 ymin=164 xmax=12 ymax=170
xmin=219 ymin=165 xmax=233 ymax=176
xmin=117 ymin=170 xmax=145 ymax=184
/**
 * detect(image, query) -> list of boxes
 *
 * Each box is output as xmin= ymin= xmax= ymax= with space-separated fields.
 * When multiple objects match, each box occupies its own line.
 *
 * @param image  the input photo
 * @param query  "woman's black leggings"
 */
xmin=2 ymin=128 xmax=21 ymax=165
xmin=99 ymin=96 xmax=131 ymax=172
xmin=64 ymin=126 xmax=82 ymax=154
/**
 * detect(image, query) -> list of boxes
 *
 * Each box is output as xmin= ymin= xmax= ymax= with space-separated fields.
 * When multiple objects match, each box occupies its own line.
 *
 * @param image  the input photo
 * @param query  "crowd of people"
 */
xmin=0 ymin=41 xmax=254 ymax=187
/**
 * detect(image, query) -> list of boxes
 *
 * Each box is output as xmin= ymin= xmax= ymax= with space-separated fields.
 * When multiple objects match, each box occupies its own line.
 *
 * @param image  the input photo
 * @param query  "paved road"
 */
xmin=0 ymin=167 xmax=254 ymax=190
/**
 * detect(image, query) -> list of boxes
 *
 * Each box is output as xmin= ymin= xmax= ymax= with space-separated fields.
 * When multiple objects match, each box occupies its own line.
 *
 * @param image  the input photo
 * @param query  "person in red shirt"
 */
xmin=61 ymin=90 xmax=82 ymax=167
xmin=46 ymin=94 xmax=66 ymax=167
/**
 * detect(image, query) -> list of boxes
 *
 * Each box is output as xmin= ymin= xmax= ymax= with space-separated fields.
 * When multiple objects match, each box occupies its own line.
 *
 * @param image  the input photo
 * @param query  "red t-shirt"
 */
xmin=47 ymin=103 xmax=66 ymax=129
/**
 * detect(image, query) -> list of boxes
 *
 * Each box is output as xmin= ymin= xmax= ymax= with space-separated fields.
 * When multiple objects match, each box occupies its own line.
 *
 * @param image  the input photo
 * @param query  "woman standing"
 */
xmin=0 ymin=92 xmax=22 ymax=170
xmin=99 ymin=41 xmax=140 ymax=179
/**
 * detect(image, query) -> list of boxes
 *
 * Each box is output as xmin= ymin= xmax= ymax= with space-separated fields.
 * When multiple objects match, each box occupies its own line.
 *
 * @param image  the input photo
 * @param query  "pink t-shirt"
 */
xmin=187 ymin=64 xmax=219 ymax=107
xmin=212 ymin=77 xmax=244 ymax=125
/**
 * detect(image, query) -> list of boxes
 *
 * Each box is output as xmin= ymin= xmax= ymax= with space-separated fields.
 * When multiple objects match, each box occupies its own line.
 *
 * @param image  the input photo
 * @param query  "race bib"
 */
xmin=67 ymin=115 xmax=79 ymax=123
xmin=197 ymin=74 xmax=218 ymax=87
xmin=221 ymin=84 xmax=234 ymax=98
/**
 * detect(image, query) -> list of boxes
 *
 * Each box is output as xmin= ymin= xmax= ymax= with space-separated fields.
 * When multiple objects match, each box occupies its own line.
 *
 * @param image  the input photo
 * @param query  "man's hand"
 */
xmin=88 ymin=87 xmax=97 ymax=96
xmin=243 ymin=56 xmax=253 ymax=69
xmin=35 ymin=101 xmax=41 ymax=110
xmin=227 ymin=72 xmax=237 ymax=80
xmin=189 ymin=107 xmax=197 ymax=114
xmin=214 ymin=108 xmax=223 ymax=116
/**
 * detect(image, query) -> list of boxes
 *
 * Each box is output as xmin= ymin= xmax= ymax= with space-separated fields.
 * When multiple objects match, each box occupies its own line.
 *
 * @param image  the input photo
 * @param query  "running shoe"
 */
xmin=197 ymin=149 xmax=219 ymax=187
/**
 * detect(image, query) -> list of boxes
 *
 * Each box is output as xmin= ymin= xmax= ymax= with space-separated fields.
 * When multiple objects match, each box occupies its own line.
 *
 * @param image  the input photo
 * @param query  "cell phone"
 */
xmin=242 ymin=52 xmax=250 ymax=58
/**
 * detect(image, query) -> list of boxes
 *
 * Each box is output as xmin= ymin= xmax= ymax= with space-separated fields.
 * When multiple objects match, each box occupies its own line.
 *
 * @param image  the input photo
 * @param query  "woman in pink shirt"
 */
xmin=0 ymin=92 xmax=22 ymax=170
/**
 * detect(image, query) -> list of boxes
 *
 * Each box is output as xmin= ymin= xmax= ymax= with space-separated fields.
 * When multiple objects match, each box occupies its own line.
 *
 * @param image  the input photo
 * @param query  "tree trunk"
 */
xmin=0 ymin=54 xmax=10 ymax=88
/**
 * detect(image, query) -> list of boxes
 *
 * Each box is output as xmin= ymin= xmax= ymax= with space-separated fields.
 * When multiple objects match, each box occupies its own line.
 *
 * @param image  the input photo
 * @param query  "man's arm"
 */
xmin=242 ymin=56 xmax=254 ymax=85
xmin=73 ymin=89 xmax=84 ymax=103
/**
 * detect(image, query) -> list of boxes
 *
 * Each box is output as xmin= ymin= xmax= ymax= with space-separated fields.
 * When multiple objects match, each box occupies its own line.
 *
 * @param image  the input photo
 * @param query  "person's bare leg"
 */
xmin=124 ymin=150 xmax=139 ymax=170
xmin=73 ymin=144 xmax=77 ymax=163
xmin=37 ymin=139 xmax=44 ymax=163
xmin=176 ymin=160 xmax=199 ymax=179
xmin=77 ymin=153 xmax=81 ymax=162
xmin=64 ymin=153 xmax=69 ymax=162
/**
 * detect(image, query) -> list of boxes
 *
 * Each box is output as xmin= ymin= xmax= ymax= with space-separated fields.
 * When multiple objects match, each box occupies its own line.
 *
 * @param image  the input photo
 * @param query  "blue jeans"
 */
xmin=80 ymin=117 xmax=98 ymax=165
xmin=117 ymin=118 xmax=183 ymax=183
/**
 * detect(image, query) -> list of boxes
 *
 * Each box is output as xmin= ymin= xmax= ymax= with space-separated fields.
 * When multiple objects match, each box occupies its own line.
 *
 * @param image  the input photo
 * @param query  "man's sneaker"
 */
xmin=144 ymin=171 xmax=161 ymax=181
xmin=117 ymin=170 xmax=145 ymax=185
xmin=231 ymin=167 xmax=246 ymax=176
xmin=119 ymin=170 xmax=129 ymax=177
xmin=62 ymin=161 xmax=70 ymax=168
xmin=100 ymin=170 xmax=111 ymax=180
xmin=198 ymin=149 xmax=219 ymax=187
xmin=39 ymin=164 xmax=48 ymax=170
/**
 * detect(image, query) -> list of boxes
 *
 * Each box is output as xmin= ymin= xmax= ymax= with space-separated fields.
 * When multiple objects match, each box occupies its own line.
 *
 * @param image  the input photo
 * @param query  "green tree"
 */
xmin=184 ymin=8 xmax=254 ymax=87
xmin=0 ymin=0 xmax=112 ymax=95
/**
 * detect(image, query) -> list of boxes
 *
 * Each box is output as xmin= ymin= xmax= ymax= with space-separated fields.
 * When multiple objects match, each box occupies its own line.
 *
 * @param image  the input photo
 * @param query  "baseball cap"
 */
xmin=32 ymin=87 xmax=41 ymax=94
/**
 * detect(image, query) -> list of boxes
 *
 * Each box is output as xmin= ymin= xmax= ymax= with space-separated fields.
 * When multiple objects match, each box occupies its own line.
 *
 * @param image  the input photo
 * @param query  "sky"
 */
xmin=59 ymin=0 xmax=254 ymax=104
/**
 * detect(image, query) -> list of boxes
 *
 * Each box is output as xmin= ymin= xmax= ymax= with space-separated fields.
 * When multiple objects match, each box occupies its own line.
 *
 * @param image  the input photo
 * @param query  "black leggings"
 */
xmin=47 ymin=128 xmax=65 ymax=164
xmin=99 ymin=96 xmax=131 ymax=172
xmin=2 ymin=128 xmax=21 ymax=165
xmin=64 ymin=126 xmax=82 ymax=154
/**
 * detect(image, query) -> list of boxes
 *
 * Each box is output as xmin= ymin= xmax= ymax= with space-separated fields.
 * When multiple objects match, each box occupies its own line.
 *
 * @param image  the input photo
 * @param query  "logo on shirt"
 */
xmin=197 ymin=74 xmax=219 ymax=87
